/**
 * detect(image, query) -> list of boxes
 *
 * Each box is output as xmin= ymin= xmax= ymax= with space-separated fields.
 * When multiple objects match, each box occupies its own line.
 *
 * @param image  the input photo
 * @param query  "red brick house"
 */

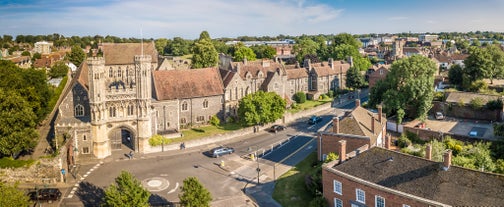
xmin=322 ymin=145 xmax=504 ymax=207
xmin=317 ymin=100 xmax=387 ymax=161
xmin=366 ymin=64 xmax=390 ymax=89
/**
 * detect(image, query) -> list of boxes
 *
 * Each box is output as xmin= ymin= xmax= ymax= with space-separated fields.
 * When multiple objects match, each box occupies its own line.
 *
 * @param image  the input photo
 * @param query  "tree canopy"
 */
xmin=345 ymin=66 xmax=366 ymax=89
xmin=251 ymin=45 xmax=277 ymax=59
xmin=232 ymin=43 xmax=256 ymax=62
xmin=179 ymin=176 xmax=212 ymax=207
xmin=0 ymin=183 xmax=30 ymax=207
xmin=369 ymin=55 xmax=437 ymax=121
xmin=49 ymin=61 xmax=69 ymax=78
xmin=237 ymin=91 xmax=286 ymax=126
xmin=191 ymin=31 xmax=219 ymax=68
xmin=293 ymin=38 xmax=319 ymax=65
xmin=67 ymin=45 xmax=86 ymax=66
xmin=165 ymin=37 xmax=192 ymax=56
xmin=102 ymin=171 xmax=151 ymax=207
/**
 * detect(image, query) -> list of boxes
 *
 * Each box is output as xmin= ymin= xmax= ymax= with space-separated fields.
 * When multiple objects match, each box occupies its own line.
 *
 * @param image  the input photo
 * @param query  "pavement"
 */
xmin=49 ymin=90 xmax=366 ymax=207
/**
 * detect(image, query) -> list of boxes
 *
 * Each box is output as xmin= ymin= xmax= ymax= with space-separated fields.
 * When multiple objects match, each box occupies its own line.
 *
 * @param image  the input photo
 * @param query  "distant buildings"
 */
xmin=34 ymin=41 xmax=53 ymax=55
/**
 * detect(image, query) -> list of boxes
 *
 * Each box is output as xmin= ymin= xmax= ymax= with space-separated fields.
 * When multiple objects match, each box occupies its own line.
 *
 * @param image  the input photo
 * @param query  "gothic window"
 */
xmin=75 ymin=104 xmax=84 ymax=117
xmin=180 ymin=118 xmax=187 ymax=124
xmin=127 ymin=104 xmax=134 ymax=116
xmin=109 ymin=67 xmax=113 ymax=78
xmin=166 ymin=122 xmax=170 ymax=127
xmin=196 ymin=116 xmax=205 ymax=122
xmin=109 ymin=106 xmax=116 ymax=117
xmin=203 ymin=99 xmax=209 ymax=109
xmin=118 ymin=67 xmax=122 ymax=78
xmin=83 ymin=135 xmax=87 ymax=141
xmin=126 ymin=67 xmax=129 ymax=77
xmin=182 ymin=101 xmax=188 ymax=111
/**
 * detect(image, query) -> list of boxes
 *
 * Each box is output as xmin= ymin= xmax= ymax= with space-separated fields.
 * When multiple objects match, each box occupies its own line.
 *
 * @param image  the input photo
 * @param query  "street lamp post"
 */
xmin=255 ymin=147 xmax=261 ymax=185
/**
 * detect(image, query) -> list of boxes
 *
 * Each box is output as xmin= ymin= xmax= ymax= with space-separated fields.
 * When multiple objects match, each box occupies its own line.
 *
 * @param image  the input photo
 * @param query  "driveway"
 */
xmin=418 ymin=116 xmax=496 ymax=140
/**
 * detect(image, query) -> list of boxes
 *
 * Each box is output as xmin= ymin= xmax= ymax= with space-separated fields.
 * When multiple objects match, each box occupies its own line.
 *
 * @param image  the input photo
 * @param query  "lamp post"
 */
xmin=254 ymin=146 xmax=261 ymax=185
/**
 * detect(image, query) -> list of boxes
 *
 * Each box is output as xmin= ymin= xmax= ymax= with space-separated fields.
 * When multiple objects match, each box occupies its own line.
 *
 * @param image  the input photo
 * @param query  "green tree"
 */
xmin=0 ymin=183 xmax=30 ymax=207
xmin=464 ymin=46 xmax=492 ymax=82
xmin=233 ymin=43 xmax=256 ymax=62
xmin=0 ymin=89 xmax=38 ymax=157
xmin=154 ymin=38 xmax=169 ymax=55
xmin=448 ymin=64 xmax=464 ymax=86
xmin=332 ymin=33 xmax=362 ymax=48
xmin=179 ymin=176 xmax=212 ymax=207
xmin=237 ymin=91 xmax=286 ymax=126
xmin=191 ymin=31 xmax=218 ymax=68
xmin=369 ymin=55 xmax=437 ymax=120
xmin=165 ymin=37 xmax=191 ymax=56
xmin=31 ymin=52 xmax=41 ymax=62
xmin=21 ymin=51 xmax=30 ymax=56
xmin=212 ymin=40 xmax=231 ymax=54
xmin=293 ymin=92 xmax=306 ymax=104
xmin=49 ymin=61 xmax=69 ymax=78
xmin=486 ymin=44 xmax=504 ymax=84
xmin=345 ymin=67 xmax=366 ymax=89
xmin=102 ymin=171 xmax=151 ymax=207
xmin=67 ymin=45 xmax=87 ymax=66
xmin=293 ymin=38 xmax=319 ymax=64
xmin=251 ymin=45 xmax=276 ymax=59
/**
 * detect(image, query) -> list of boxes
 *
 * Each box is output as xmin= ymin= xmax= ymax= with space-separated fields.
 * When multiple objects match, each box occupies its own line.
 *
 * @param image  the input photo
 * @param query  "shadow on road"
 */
xmin=76 ymin=181 xmax=105 ymax=207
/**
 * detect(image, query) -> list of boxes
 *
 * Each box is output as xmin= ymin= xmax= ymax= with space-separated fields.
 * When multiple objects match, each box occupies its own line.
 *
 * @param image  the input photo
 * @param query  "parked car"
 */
xmin=28 ymin=188 xmax=62 ymax=202
xmin=435 ymin=112 xmax=444 ymax=120
xmin=210 ymin=146 xmax=235 ymax=158
xmin=308 ymin=115 xmax=322 ymax=124
xmin=269 ymin=125 xmax=286 ymax=133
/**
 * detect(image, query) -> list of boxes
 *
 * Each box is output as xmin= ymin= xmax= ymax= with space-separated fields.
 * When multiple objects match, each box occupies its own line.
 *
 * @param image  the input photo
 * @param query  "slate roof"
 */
xmin=101 ymin=43 xmax=158 ymax=65
xmin=153 ymin=68 xmax=224 ymax=100
xmin=311 ymin=61 xmax=350 ymax=77
xmin=219 ymin=69 xmax=237 ymax=88
xmin=332 ymin=147 xmax=504 ymax=206
xmin=445 ymin=91 xmax=500 ymax=104
xmin=338 ymin=106 xmax=384 ymax=146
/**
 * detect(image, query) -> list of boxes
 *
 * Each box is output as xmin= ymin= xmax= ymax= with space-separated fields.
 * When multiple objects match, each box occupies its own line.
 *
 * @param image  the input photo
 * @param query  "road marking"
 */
xmin=167 ymin=182 xmax=179 ymax=194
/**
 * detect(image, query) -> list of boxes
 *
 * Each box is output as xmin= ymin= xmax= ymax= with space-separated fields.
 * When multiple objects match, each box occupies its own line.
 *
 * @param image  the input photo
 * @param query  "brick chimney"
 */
xmin=443 ymin=150 xmax=452 ymax=170
xmin=385 ymin=134 xmax=391 ymax=149
xmin=377 ymin=105 xmax=383 ymax=123
xmin=333 ymin=117 xmax=340 ymax=134
xmin=355 ymin=99 xmax=361 ymax=107
xmin=371 ymin=115 xmax=375 ymax=134
xmin=426 ymin=144 xmax=432 ymax=160
xmin=338 ymin=140 xmax=346 ymax=163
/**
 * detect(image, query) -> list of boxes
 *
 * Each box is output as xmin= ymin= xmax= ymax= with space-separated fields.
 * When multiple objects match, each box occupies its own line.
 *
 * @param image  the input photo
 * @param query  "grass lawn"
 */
xmin=170 ymin=122 xmax=243 ymax=143
xmin=288 ymin=98 xmax=333 ymax=113
xmin=272 ymin=152 xmax=319 ymax=207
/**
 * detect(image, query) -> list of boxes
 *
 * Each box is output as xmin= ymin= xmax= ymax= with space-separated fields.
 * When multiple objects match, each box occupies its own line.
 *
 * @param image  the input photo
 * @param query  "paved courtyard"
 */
xmin=417 ymin=116 xmax=496 ymax=140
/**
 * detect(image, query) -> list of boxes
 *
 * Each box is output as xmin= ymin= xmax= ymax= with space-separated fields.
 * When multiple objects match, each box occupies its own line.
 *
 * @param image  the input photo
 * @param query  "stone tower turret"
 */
xmin=134 ymin=55 xmax=153 ymax=152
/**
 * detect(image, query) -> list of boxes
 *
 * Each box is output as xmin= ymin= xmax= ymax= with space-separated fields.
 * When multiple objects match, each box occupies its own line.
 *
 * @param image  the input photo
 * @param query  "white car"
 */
xmin=435 ymin=112 xmax=444 ymax=120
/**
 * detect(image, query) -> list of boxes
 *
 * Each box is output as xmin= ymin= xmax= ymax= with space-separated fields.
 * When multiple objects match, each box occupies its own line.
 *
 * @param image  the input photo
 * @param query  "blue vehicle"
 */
xmin=308 ymin=115 xmax=322 ymax=124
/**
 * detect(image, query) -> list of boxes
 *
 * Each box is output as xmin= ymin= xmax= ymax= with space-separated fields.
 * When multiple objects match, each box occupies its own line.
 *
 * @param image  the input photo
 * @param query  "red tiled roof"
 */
xmin=153 ymin=68 xmax=224 ymax=100
xmin=286 ymin=68 xmax=308 ymax=79
xmin=312 ymin=61 xmax=350 ymax=77
xmin=233 ymin=59 xmax=285 ymax=79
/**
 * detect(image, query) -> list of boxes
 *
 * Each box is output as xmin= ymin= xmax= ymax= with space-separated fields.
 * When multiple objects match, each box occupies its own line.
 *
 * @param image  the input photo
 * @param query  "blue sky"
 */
xmin=1 ymin=0 xmax=503 ymax=39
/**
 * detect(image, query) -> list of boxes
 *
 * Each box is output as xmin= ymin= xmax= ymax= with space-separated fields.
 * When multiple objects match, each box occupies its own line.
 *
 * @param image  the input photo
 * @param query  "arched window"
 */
xmin=109 ymin=67 xmax=113 ymax=78
xmin=180 ymin=118 xmax=187 ymax=124
xmin=75 ymin=104 xmax=84 ymax=117
xmin=182 ymin=101 xmax=188 ymax=111
xmin=117 ymin=67 xmax=122 ymax=78
xmin=203 ymin=99 xmax=209 ymax=109
xmin=109 ymin=107 xmax=116 ymax=117
xmin=127 ymin=104 xmax=134 ymax=116
xmin=83 ymin=135 xmax=87 ymax=141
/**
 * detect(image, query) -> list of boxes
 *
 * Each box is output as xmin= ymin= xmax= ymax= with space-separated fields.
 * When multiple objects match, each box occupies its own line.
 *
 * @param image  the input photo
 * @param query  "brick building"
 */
xmin=366 ymin=64 xmax=390 ymax=89
xmin=317 ymin=101 xmax=387 ymax=161
xmin=306 ymin=59 xmax=350 ymax=100
xmin=322 ymin=145 xmax=504 ymax=207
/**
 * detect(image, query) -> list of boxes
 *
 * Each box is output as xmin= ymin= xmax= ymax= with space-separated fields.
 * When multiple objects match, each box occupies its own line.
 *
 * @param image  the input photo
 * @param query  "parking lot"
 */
xmin=408 ymin=115 xmax=497 ymax=141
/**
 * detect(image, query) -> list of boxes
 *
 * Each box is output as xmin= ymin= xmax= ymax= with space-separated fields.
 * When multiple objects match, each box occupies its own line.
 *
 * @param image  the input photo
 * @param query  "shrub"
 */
xmin=294 ymin=92 xmax=306 ymax=103
xmin=209 ymin=115 xmax=220 ymax=126
xmin=486 ymin=99 xmax=503 ymax=110
xmin=325 ymin=152 xmax=339 ymax=163
xmin=308 ymin=195 xmax=327 ymax=207
xmin=470 ymin=97 xmax=485 ymax=110
xmin=327 ymin=90 xmax=334 ymax=98
xmin=320 ymin=94 xmax=329 ymax=100
xmin=148 ymin=134 xmax=171 ymax=146
xmin=433 ymin=92 xmax=444 ymax=101
xmin=0 ymin=157 xmax=35 ymax=168
xmin=397 ymin=136 xmax=412 ymax=148
xmin=405 ymin=131 xmax=425 ymax=144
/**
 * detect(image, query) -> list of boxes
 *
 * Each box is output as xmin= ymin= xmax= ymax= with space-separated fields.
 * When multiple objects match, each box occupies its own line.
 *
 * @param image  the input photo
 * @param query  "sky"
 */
xmin=1 ymin=0 xmax=503 ymax=39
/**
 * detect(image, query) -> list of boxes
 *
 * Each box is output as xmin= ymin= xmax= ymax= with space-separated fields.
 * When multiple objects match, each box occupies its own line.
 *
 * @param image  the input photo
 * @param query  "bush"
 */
xmin=308 ymin=195 xmax=327 ymax=207
xmin=294 ymin=92 xmax=306 ymax=104
xmin=433 ymin=92 xmax=444 ymax=101
xmin=0 ymin=157 xmax=35 ymax=168
xmin=405 ymin=131 xmax=426 ymax=144
xmin=397 ymin=136 xmax=412 ymax=148
xmin=470 ymin=97 xmax=485 ymax=110
xmin=486 ymin=99 xmax=503 ymax=110
xmin=320 ymin=94 xmax=329 ymax=100
xmin=327 ymin=90 xmax=334 ymax=98
xmin=148 ymin=134 xmax=171 ymax=146
xmin=325 ymin=152 xmax=339 ymax=163
xmin=209 ymin=115 xmax=220 ymax=126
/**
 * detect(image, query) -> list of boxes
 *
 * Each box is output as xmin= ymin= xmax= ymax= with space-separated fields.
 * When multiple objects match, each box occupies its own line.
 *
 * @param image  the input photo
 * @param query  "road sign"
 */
xmin=61 ymin=169 xmax=66 ymax=175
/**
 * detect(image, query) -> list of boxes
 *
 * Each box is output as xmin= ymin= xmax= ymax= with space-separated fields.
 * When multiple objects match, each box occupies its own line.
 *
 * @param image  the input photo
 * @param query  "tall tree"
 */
xmin=293 ymin=38 xmax=319 ymax=65
xmin=0 ymin=88 xmax=38 ymax=157
xmin=233 ymin=43 xmax=256 ymax=62
xmin=369 ymin=55 xmax=437 ymax=121
xmin=486 ymin=44 xmax=504 ymax=84
xmin=154 ymin=38 xmax=169 ymax=55
xmin=237 ymin=91 xmax=286 ymax=126
xmin=332 ymin=33 xmax=362 ymax=48
xmin=67 ymin=45 xmax=86 ymax=66
xmin=345 ymin=67 xmax=366 ymax=89
xmin=179 ymin=177 xmax=212 ymax=207
xmin=191 ymin=31 xmax=218 ymax=68
xmin=102 ymin=171 xmax=151 ymax=207
xmin=464 ymin=46 xmax=493 ymax=82
xmin=251 ymin=45 xmax=277 ymax=59
xmin=0 ymin=183 xmax=30 ymax=207
xmin=49 ymin=61 xmax=69 ymax=78
xmin=165 ymin=37 xmax=191 ymax=56
xmin=448 ymin=64 xmax=464 ymax=86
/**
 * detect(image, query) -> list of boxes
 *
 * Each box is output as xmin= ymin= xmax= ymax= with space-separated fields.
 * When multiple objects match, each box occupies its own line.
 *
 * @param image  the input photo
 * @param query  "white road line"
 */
xmin=167 ymin=182 xmax=179 ymax=194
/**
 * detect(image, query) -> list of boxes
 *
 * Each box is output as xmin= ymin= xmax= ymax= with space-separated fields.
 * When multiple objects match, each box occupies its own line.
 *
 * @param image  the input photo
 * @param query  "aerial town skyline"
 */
xmin=1 ymin=0 xmax=503 ymax=39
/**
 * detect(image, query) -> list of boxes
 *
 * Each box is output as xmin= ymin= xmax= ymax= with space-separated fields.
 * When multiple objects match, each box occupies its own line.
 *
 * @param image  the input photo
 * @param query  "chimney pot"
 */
xmin=338 ymin=140 xmax=347 ymax=163
xmin=443 ymin=150 xmax=452 ymax=170
xmin=333 ymin=117 xmax=340 ymax=134
xmin=378 ymin=105 xmax=383 ymax=123
xmin=426 ymin=144 xmax=432 ymax=160
xmin=385 ymin=134 xmax=391 ymax=149
xmin=355 ymin=99 xmax=361 ymax=107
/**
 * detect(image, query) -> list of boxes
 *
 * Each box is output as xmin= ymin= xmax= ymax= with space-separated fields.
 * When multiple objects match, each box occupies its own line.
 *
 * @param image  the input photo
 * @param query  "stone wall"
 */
xmin=403 ymin=125 xmax=487 ymax=144
xmin=431 ymin=101 xmax=501 ymax=121
xmin=0 ymin=158 xmax=61 ymax=185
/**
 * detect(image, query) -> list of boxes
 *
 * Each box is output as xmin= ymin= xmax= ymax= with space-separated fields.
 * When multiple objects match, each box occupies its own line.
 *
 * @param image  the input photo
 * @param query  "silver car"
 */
xmin=210 ymin=147 xmax=235 ymax=158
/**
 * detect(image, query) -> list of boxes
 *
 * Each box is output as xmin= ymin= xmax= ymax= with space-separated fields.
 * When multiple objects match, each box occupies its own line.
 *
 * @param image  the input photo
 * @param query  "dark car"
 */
xmin=210 ymin=146 xmax=235 ymax=158
xmin=29 ymin=188 xmax=62 ymax=202
xmin=269 ymin=125 xmax=286 ymax=133
xmin=308 ymin=115 xmax=322 ymax=124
